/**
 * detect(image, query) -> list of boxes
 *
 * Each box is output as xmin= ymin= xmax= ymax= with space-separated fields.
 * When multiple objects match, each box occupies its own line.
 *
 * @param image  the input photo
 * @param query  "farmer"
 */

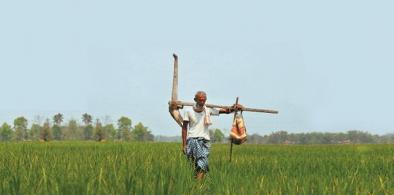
xmin=181 ymin=91 xmax=242 ymax=180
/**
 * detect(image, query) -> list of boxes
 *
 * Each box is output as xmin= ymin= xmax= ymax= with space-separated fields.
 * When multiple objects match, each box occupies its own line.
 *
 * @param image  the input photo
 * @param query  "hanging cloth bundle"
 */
xmin=229 ymin=97 xmax=247 ymax=162
xmin=230 ymin=112 xmax=247 ymax=145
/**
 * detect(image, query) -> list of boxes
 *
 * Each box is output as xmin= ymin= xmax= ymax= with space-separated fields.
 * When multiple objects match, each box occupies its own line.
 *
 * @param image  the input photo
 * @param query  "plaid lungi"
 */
xmin=186 ymin=137 xmax=211 ymax=173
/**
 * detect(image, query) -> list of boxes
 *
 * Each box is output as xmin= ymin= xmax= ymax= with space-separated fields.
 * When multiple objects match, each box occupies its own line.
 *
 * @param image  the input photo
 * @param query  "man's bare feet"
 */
xmin=195 ymin=171 xmax=205 ymax=180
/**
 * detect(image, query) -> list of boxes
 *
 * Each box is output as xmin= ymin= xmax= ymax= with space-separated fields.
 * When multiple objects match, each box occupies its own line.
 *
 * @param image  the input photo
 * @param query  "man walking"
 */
xmin=181 ymin=91 xmax=242 ymax=179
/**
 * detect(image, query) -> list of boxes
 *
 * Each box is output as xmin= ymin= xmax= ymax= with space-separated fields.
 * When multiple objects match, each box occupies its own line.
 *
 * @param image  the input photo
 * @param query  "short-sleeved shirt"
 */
xmin=183 ymin=106 xmax=220 ymax=140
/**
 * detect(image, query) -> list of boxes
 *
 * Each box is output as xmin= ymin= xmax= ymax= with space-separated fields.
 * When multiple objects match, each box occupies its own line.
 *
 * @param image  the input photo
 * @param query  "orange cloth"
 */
xmin=230 ymin=113 xmax=247 ymax=144
xmin=204 ymin=107 xmax=212 ymax=126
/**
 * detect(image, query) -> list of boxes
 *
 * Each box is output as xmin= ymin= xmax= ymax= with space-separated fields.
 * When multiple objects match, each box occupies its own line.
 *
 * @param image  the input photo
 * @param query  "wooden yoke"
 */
xmin=169 ymin=54 xmax=184 ymax=127
xmin=168 ymin=54 xmax=278 ymax=128
xmin=169 ymin=100 xmax=278 ymax=114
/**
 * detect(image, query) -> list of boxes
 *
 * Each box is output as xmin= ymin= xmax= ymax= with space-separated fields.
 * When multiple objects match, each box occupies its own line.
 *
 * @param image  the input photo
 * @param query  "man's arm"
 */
xmin=219 ymin=108 xmax=232 ymax=114
xmin=182 ymin=121 xmax=188 ymax=154
xmin=218 ymin=104 xmax=244 ymax=114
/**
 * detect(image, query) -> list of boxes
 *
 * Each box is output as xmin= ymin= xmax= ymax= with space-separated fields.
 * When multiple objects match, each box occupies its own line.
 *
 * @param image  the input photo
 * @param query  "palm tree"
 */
xmin=82 ymin=113 xmax=93 ymax=140
xmin=52 ymin=113 xmax=64 ymax=140
xmin=53 ymin=113 xmax=63 ymax=126
xmin=82 ymin=113 xmax=92 ymax=126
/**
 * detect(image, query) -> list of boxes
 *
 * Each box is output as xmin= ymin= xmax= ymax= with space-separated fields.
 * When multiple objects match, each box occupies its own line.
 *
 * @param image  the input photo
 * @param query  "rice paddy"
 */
xmin=0 ymin=142 xmax=393 ymax=194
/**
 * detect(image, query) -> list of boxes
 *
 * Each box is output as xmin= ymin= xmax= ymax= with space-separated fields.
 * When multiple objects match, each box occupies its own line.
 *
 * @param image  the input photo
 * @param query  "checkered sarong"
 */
xmin=186 ymin=137 xmax=210 ymax=172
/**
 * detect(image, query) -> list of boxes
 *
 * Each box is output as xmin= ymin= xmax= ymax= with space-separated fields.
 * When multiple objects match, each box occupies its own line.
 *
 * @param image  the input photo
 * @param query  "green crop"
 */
xmin=0 ymin=142 xmax=393 ymax=194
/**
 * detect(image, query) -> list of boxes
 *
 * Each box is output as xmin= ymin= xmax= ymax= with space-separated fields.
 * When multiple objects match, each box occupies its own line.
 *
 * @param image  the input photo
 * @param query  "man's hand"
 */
xmin=232 ymin=103 xmax=244 ymax=111
xmin=170 ymin=101 xmax=179 ymax=110
xmin=221 ymin=104 xmax=244 ymax=114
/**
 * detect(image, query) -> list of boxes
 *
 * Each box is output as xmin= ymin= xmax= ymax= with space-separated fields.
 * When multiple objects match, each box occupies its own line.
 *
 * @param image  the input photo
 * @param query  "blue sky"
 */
xmin=0 ymin=0 xmax=393 ymax=135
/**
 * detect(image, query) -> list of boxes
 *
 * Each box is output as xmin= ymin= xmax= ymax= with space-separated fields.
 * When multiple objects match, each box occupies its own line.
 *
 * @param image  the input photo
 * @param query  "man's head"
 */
xmin=194 ymin=91 xmax=207 ymax=107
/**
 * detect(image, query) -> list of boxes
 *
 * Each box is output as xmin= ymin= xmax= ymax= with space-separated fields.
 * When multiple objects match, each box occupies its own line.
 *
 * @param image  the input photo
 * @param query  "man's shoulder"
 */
xmin=209 ymin=107 xmax=220 ymax=115
xmin=184 ymin=107 xmax=192 ymax=112
xmin=183 ymin=107 xmax=194 ymax=115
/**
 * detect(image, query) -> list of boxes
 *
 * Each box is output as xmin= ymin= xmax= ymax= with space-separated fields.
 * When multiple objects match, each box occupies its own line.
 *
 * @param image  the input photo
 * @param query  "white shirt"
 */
xmin=183 ymin=106 xmax=220 ymax=140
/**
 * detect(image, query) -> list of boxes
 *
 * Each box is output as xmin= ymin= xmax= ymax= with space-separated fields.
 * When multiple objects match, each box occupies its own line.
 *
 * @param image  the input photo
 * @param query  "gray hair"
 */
xmin=194 ymin=91 xmax=207 ymax=99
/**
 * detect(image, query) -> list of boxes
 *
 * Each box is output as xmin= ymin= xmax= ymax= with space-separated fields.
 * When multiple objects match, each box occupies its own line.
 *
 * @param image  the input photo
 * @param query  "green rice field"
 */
xmin=0 ymin=142 xmax=393 ymax=194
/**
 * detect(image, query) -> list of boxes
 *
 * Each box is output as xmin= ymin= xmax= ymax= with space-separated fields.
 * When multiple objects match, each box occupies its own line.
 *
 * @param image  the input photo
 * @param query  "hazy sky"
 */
xmin=1 ymin=0 xmax=393 ymax=135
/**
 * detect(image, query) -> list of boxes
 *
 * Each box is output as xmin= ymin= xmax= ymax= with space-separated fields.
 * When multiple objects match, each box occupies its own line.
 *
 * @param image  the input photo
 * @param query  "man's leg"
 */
xmin=196 ymin=170 xmax=205 ymax=180
xmin=187 ymin=138 xmax=210 ymax=179
xmin=194 ymin=139 xmax=210 ymax=179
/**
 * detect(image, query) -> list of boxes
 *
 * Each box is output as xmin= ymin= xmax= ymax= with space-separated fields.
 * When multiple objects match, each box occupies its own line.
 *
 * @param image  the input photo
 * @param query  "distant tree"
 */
xmin=83 ymin=125 xmax=93 ymax=140
xmin=40 ymin=119 xmax=51 ymax=141
xmin=267 ymin=131 xmax=288 ymax=144
xmin=308 ymin=132 xmax=321 ymax=144
xmin=334 ymin=133 xmax=347 ymax=143
xmin=52 ymin=113 xmax=64 ymax=140
xmin=323 ymin=133 xmax=331 ymax=143
xmin=379 ymin=134 xmax=394 ymax=144
xmin=297 ymin=133 xmax=307 ymax=144
xmin=117 ymin=116 xmax=132 ymax=141
xmin=93 ymin=119 xmax=105 ymax=141
xmin=52 ymin=125 xmax=62 ymax=140
xmin=0 ymin=123 xmax=13 ymax=141
xmin=104 ymin=124 xmax=116 ymax=140
xmin=65 ymin=119 xmax=80 ymax=140
xmin=209 ymin=129 xmax=214 ymax=141
xmin=248 ymin=133 xmax=264 ymax=144
xmin=29 ymin=123 xmax=41 ymax=141
xmin=132 ymin=122 xmax=153 ymax=141
xmin=14 ymin=116 xmax=28 ymax=141
xmin=209 ymin=128 xmax=225 ymax=143
xmin=347 ymin=130 xmax=376 ymax=143
xmin=213 ymin=129 xmax=225 ymax=143
xmin=82 ymin=113 xmax=92 ymax=125
xmin=53 ymin=113 xmax=63 ymax=125
xmin=82 ymin=113 xmax=93 ymax=140
xmin=259 ymin=131 xmax=380 ymax=144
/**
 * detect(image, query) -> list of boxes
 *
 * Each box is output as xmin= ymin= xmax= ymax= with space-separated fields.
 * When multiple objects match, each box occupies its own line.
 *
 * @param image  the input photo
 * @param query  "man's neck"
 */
xmin=194 ymin=105 xmax=204 ymax=113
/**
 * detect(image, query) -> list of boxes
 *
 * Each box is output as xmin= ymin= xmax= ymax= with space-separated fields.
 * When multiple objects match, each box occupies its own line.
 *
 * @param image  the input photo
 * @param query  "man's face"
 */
xmin=195 ymin=95 xmax=207 ymax=107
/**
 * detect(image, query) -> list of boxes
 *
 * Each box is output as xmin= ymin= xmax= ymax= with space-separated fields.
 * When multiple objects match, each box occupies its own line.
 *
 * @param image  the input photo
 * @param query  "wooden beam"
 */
xmin=169 ymin=100 xmax=279 ymax=114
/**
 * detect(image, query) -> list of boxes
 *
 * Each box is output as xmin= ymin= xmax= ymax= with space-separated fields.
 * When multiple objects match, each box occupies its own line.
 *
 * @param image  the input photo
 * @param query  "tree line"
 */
xmin=1 ymin=114 xmax=393 ymax=144
xmin=0 ymin=113 xmax=154 ymax=142
xmin=207 ymin=130 xmax=394 ymax=144
xmin=155 ymin=130 xmax=394 ymax=144
xmin=247 ymin=130 xmax=394 ymax=144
